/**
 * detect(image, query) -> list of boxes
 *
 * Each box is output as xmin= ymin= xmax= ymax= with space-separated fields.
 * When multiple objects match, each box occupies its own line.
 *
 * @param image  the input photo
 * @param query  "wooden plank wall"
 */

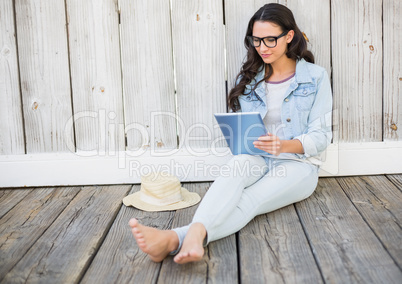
xmin=119 ymin=0 xmax=177 ymax=151
xmin=332 ymin=0 xmax=383 ymax=142
xmin=15 ymin=0 xmax=73 ymax=153
xmin=66 ymin=0 xmax=124 ymax=153
xmin=0 ymin=0 xmax=401 ymax=155
xmin=172 ymin=0 xmax=226 ymax=148
xmin=383 ymin=0 xmax=402 ymax=141
xmin=0 ymin=0 xmax=25 ymax=155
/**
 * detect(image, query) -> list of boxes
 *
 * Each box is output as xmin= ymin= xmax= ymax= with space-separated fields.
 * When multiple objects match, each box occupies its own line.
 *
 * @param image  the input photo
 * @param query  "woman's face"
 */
xmin=252 ymin=21 xmax=294 ymax=65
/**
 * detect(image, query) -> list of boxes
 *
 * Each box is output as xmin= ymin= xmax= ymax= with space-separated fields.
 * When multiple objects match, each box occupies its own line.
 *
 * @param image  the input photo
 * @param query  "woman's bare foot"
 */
xmin=173 ymin=223 xmax=206 ymax=264
xmin=129 ymin=218 xmax=179 ymax=262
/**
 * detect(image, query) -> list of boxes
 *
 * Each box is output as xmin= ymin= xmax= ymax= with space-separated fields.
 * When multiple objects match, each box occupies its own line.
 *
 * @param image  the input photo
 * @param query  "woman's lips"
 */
xmin=261 ymin=54 xmax=271 ymax=58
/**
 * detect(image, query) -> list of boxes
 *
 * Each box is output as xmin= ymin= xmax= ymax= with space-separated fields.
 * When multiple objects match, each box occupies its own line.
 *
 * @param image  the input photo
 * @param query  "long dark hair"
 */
xmin=228 ymin=3 xmax=314 ymax=112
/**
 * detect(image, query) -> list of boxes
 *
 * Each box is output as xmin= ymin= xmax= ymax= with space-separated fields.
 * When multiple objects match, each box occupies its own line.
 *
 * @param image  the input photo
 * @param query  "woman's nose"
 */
xmin=259 ymin=43 xmax=269 ymax=52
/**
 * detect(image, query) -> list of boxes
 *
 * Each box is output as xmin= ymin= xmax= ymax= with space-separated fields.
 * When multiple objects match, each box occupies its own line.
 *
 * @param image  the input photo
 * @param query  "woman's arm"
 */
xmin=293 ymin=69 xmax=333 ymax=158
xmin=253 ymin=133 xmax=304 ymax=156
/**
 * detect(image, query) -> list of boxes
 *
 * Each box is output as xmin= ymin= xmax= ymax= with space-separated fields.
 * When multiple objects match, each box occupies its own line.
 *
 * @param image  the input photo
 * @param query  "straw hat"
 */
xmin=123 ymin=172 xmax=201 ymax=212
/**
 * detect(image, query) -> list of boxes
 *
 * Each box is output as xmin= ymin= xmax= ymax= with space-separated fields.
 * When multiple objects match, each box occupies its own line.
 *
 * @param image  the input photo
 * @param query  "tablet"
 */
xmin=214 ymin=112 xmax=269 ymax=155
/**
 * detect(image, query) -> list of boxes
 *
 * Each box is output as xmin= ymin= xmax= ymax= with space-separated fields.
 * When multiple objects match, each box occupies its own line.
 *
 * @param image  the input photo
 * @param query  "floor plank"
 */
xmin=204 ymin=234 xmax=237 ymax=284
xmin=295 ymin=178 xmax=402 ymax=284
xmin=81 ymin=185 xmax=175 ymax=284
xmin=337 ymin=175 xmax=402 ymax=268
xmin=386 ymin=174 xmax=402 ymax=192
xmin=1 ymin=185 xmax=130 ymax=284
xmin=0 ymin=187 xmax=80 ymax=281
xmin=158 ymin=182 xmax=238 ymax=284
xmin=0 ymin=188 xmax=33 ymax=219
xmin=238 ymin=204 xmax=323 ymax=284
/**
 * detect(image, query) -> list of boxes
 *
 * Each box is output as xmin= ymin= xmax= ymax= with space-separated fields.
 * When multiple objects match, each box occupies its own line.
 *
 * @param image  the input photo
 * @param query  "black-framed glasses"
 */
xmin=247 ymin=31 xmax=288 ymax=48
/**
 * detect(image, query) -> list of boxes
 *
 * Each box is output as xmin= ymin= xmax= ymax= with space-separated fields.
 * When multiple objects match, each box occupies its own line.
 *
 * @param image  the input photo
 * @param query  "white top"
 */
xmin=263 ymin=75 xmax=295 ymax=139
xmin=263 ymin=74 xmax=299 ymax=161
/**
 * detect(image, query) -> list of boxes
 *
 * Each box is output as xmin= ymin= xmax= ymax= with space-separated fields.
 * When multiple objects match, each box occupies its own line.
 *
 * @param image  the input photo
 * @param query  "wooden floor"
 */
xmin=0 ymin=175 xmax=401 ymax=284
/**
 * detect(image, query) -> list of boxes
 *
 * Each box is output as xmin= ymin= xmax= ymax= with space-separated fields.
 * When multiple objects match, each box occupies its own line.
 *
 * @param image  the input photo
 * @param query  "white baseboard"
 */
xmin=1 ymin=142 xmax=401 ymax=188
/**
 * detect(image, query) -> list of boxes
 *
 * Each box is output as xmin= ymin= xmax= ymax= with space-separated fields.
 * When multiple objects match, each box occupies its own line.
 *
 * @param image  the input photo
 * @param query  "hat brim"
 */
xmin=123 ymin=187 xmax=201 ymax=212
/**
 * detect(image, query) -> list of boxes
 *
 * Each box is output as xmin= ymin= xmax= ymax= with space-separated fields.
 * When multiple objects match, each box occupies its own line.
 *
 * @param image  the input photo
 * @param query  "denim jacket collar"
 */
xmin=294 ymin=58 xmax=313 ymax=84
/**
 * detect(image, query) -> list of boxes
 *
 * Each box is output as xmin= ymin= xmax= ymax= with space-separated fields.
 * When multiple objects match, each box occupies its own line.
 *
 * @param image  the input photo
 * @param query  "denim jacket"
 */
xmin=238 ymin=59 xmax=333 ymax=160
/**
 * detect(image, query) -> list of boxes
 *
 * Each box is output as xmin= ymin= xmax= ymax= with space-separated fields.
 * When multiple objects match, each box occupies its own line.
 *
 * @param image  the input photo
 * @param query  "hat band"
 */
xmin=140 ymin=191 xmax=183 ymax=206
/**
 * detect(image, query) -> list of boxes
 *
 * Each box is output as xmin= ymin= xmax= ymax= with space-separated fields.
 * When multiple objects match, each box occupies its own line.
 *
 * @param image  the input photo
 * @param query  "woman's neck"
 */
xmin=267 ymin=57 xmax=297 ymax=81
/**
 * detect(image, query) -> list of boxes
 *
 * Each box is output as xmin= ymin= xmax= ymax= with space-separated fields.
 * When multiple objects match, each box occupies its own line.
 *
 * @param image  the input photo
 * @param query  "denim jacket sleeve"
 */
xmin=294 ymin=69 xmax=332 ymax=158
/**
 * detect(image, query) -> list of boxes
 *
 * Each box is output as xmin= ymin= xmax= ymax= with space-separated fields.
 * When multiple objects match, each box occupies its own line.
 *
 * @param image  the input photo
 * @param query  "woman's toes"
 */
xmin=128 ymin=218 xmax=138 ymax=228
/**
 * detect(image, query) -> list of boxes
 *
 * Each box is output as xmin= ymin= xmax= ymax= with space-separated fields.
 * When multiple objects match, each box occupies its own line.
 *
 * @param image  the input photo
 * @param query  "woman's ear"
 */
xmin=286 ymin=30 xmax=295 ymax=43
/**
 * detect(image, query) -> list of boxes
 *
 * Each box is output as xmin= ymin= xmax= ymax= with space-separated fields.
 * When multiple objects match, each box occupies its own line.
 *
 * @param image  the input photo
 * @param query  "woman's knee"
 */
xmin=245 ymin=162 xmax=318 ymax=214
xmin=301 ymin=169 xmax=319 ymax=199
xmin=285 ymin=162 xmax=318 ymax=199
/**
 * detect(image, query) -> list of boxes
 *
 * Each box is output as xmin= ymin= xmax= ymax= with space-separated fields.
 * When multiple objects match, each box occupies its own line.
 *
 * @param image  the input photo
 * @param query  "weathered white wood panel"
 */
xmin=225 ymin=0 xmax=276 ymax=91
xmin=119 ymin=0 xmax=176 ymax=151
xmin=383 ymin=0 xmax=402 ymax=141
xmin=0 ymin=0 xmax=24 ymax=154
xmin=15 ymin=0 xmax=73 ymax=153
xmin=281 ymin=0 xmax=331 ymax=75
xmin=66 ymin=0 xmax=124 ymax=153
xmin=331 ymin=0 xmax=383 ymax=142
xmin=172 ymin=0 xmax=226 ymax=148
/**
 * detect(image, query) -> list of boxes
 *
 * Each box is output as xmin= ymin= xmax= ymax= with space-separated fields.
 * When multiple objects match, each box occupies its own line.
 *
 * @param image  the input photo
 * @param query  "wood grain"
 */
xmin=0 ymin=0 xmax=25 ymax=154
xmin=66 ymin=0 xmax=124 ymax=153
xmin=386 ymin=174 xmax=402 ymax=192
xmin=119 ymin=0 xmax=177 ymax=151
xmin=383 ymin=0 xmax=402 ymax=141
xmin=296 ymin=178 xmax=402 ymax=283
xmin=337 ymin=175 xmax=402 ymax=268
xmin=331 ymin=0 xmax=383 ymax=142
xmin=172 ymin=0 xmax=226 ymax=148
xmin=0 ymin=188 xmax=31 ymax=219
xmin=0 ymin=187 xmax=80 ymax=280
xmin=238 ymin=204 xmax=322 ymax=283
xmin=81 ymin=185 xmax=175 ymax=284
xmin=2 ymin=185 xmax=130 ymax=283
xmin=15 ymin=0 xmax=73 ymax=153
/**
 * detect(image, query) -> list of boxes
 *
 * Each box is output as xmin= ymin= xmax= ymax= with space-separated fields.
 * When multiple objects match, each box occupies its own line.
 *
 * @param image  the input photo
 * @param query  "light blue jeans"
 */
xmin=172 ymin=154 xmax=319 ymax=252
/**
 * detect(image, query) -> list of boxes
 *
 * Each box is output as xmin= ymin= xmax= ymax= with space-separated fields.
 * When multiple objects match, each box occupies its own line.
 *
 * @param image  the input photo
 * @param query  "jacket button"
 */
xmin=284 ymin=98 xmax=289 ymax=102
xmin=286 ymin=118 xmax=291 ymax=122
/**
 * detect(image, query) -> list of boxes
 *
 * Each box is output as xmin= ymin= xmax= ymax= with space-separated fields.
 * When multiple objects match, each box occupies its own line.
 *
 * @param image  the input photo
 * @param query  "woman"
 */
xmin=129 ymin=3 xmax=332 ymax=264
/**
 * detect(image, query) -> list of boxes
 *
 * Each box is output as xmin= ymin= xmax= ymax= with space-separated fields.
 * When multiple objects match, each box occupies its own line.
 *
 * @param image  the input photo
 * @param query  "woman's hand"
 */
xmin=253 ymin=134 xmax=305 ymax=155
xmin=253 ymin=133 xmax=283 ymax=156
